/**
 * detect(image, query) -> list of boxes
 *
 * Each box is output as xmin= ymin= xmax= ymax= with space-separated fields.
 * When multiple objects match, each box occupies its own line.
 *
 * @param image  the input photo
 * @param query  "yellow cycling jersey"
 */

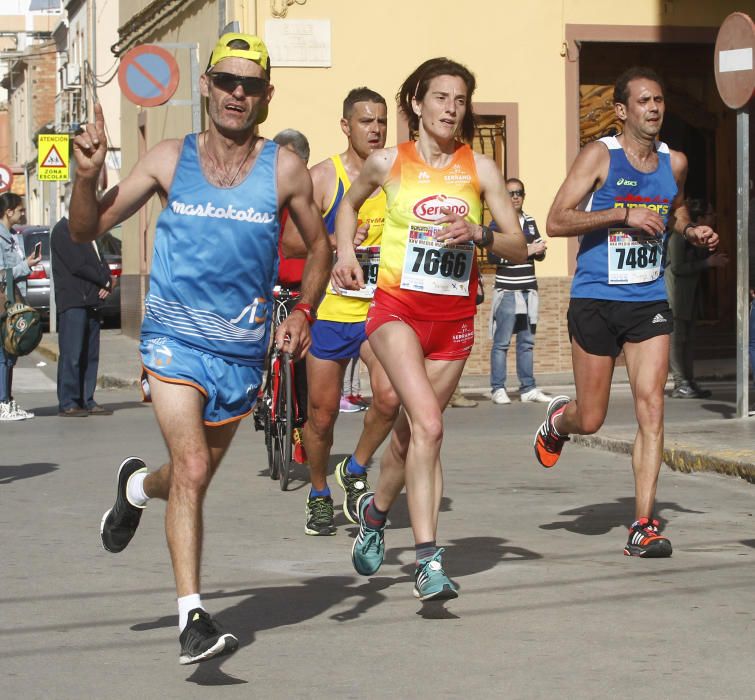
xmin=317 ymin=154 xmax=386 ymax=323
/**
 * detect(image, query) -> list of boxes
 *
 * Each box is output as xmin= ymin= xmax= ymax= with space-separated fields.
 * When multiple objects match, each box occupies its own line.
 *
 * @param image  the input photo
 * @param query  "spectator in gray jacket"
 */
xmin=0 ymin=193 xmax=39 ymax=421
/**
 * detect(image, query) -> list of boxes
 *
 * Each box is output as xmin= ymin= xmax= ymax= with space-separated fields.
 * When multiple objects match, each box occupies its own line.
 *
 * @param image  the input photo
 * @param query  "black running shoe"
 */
xmin=334 ymin=456 xmax=369 ymax=524
xmin=623 ymin=517 xmax=673 ymax=558
xmin=304 ymin=494 xmax=336 ymax=536
xmin=178 ymin=608 xmax=239 ymax=665
xmin=100 ymin=457 xmax=148 ymax=553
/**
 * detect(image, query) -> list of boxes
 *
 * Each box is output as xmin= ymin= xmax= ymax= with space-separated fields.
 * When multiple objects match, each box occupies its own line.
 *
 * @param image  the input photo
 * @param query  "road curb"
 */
xmin=36 ymin=340 xmax=139 ymax=390
xmin=573 ymin=434 xmax=755 ymax=484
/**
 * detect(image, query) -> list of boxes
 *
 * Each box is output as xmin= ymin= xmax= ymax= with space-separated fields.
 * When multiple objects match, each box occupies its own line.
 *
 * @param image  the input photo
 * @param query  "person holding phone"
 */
xmin=51 ymin=216 xmax=115 ymax=417
xmin=0 ymin=192 xmax=38 ymax=421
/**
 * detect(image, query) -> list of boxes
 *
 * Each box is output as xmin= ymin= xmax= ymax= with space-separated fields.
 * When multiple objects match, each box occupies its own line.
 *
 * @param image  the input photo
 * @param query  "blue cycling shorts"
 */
xmin=309 ymin=320 xmax=367 ymax=361
xmin=140 ymin=335 xmax=262 ymax=426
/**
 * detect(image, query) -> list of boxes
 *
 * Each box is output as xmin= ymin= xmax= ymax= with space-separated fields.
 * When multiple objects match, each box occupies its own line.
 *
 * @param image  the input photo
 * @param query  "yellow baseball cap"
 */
xmin=208 ymin=33 xmax=270 ymax=72
xmin=207 ymin=33 xmax=270 ymax=123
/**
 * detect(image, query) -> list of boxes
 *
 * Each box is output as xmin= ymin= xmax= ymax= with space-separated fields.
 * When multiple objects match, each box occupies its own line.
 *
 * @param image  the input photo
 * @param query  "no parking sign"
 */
xmin=118 ymin=45 xmax=180 ymax=107
xmin=0 ymin=163 xmax=12 ymax=193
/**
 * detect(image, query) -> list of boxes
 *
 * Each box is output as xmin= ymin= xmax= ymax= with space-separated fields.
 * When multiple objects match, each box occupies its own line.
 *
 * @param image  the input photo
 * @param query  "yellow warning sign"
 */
xmin=38 ymin=134 xmax=70 ymax=181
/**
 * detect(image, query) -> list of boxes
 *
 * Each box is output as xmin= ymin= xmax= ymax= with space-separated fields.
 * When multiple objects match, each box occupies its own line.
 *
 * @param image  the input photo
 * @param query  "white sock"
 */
xmin=178 ymin=593 xmax=204 ymax=632
xmin=126 ymin=469 xmax=149 ymax=507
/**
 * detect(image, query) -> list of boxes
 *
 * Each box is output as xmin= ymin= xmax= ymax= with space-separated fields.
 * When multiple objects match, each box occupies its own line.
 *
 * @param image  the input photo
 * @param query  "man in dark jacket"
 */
xmin=51 ymin=217 xmax=115 ymax=416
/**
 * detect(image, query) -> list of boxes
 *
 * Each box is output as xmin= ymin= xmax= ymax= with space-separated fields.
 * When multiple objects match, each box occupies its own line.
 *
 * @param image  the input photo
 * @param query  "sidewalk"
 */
xmin=37 ymin=330 xmax=755 ymax=483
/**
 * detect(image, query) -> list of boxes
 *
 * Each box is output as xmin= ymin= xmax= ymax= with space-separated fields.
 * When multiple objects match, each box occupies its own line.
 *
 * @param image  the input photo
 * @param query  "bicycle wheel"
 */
xmin=264 ymin=404 xmax=276 ymax=479
xmin=261 ymin=362 xmax=277 ymax=480
xmin=276 ymin=354 xmax=294 ymax=491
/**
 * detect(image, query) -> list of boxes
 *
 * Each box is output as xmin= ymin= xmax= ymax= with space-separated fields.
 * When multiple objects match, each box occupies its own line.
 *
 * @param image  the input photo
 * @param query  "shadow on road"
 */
xmin=382 ymin=535 xmax=541 ymax=581
xmin=699 ymin=401 xmax=738 ymax=419
xmin=131 ymin=575 xmax=389 ymax=685
xmin=539 ymin=497 xmax=705 ymax=535
xmin=0 ymin=462 xmax=58 ymax=483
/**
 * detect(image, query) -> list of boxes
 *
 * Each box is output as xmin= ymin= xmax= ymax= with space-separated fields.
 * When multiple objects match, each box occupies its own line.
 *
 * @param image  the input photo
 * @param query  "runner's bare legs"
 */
xmin=367 ymin=321 xmax=464 ymax=543
xmin=143 ymin=377 xmax=238 ymax=596
xmin=623 ymin=334 xmax=668 ymax=520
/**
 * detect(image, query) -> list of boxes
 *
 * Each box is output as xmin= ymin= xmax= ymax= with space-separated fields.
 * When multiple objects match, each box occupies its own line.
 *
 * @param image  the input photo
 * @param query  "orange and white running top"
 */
xmin=375 ymin=141 xmax=482 ymax=320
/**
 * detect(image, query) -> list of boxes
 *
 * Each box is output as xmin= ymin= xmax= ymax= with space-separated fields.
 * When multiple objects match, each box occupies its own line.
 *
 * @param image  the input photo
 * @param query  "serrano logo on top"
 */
xmin=413 ymin=194 xmax=470 ymax=221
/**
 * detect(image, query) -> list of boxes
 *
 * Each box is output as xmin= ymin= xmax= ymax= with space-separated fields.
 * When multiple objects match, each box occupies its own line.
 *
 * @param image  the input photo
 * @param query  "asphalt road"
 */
xmin=2 ymin=354 xmax=754 ymax=699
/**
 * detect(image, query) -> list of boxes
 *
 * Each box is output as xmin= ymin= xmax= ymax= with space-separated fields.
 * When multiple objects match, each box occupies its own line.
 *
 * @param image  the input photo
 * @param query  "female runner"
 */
xmin=333 ymin=57 xmax=526 ymax=601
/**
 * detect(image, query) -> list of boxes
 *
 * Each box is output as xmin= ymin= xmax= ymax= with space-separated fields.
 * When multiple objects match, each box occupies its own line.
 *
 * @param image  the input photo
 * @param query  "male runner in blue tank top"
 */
xmin=533 ymin=67 xmax=719 ymax=558
xmin=69 ymin=34 xmax=331 ymax=663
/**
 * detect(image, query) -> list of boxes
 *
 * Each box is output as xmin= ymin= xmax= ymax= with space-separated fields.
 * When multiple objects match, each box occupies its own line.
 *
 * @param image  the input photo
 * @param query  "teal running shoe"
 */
xmin=413 ymin=548 xmax=458 ymax=601
xmin=351 ymin=492 xmax=385 ymax=576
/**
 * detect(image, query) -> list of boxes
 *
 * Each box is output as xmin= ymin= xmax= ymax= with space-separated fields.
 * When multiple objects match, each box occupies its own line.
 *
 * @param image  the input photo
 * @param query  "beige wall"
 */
xmin=115 ymin=0 xmax=754 ymax=367
xmin=249 ymin=0 xmax=752 ymax=280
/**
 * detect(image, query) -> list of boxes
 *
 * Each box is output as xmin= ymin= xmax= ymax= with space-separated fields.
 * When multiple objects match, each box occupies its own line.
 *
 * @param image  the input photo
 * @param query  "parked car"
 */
xmin=16 ymin=225 xmax=51 ymax=322
xmin=98 ymin=225 xmax=122 ymax=326
xmin=16 ymin=223 xmax=122 ymax=327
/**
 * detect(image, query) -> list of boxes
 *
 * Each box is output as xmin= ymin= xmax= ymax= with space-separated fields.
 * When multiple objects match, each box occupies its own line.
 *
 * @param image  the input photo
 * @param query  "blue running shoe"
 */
xmin=351 ymin=492 xmax=385 ymax=576
xmin=413 ymin=548 xmax=458 ymax=601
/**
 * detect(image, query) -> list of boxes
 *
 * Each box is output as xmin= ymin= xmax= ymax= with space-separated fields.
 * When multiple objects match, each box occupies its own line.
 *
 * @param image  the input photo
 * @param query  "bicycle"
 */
xmin=253 ymin=286 xmax=301 ymax=490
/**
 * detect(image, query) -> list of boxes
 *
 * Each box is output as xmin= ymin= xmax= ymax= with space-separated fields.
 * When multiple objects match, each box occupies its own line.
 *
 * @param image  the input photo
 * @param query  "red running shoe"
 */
xmin=348 ymin=394 xmax=369 ymax=410
xmin=533 ymin=395 xmax=571 ymax=468
xmin=624 ymin=517 xmax=672 ymax=557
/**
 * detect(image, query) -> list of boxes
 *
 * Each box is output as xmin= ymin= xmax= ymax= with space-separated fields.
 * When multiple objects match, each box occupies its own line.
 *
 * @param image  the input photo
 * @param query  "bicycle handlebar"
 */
xmin=273 ymin=286 xmax=301 ymax=302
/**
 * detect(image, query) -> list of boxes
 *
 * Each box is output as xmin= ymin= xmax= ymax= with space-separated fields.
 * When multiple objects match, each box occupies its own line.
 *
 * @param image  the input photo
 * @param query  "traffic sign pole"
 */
xmin=715 ymin=12 xmax=755 ymax=419
xmin=736 ymin=107 xmax=749 ymax=419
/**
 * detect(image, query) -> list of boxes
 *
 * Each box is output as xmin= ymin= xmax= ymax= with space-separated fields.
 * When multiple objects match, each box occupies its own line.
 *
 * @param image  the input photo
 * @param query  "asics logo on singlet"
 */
xmin=413 ymin=194 xmax=470 ymax=221
xmin=616 ymin=178 xmax=638 ymax=186
xmin=171 ymin=200 xmax=275 ymax=223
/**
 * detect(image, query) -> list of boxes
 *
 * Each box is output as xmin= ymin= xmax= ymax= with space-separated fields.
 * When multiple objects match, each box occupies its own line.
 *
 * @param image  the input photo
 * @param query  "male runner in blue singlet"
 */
xmin=69 ymin=34 xmax=331 ymax=663
xmin=533 ymin=67 xmax=719 ymax=557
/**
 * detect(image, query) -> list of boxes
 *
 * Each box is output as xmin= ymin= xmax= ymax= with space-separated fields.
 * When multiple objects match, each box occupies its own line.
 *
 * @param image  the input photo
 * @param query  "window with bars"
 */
xmin=472 ymin=115 xmax=506 ymax=270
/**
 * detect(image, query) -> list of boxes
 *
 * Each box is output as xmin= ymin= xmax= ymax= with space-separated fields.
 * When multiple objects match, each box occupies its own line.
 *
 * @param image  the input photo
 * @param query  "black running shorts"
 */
xmin=567 ymin=298 xmax=673 ymax=357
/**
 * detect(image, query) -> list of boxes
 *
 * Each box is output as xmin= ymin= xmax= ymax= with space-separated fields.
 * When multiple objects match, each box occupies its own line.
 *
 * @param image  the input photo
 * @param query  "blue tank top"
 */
xmin=141 ymin=134 xmax=280 ymax=367
xmin=571 ymin=136 xmax=677 ymax=302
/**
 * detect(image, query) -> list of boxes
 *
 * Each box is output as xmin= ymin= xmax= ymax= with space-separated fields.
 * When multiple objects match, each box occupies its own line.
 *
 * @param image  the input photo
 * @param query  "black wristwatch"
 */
xmin=479 ymin=225 xmax=494 ymax=248
xmin=292 ymin=302 xmax=316 ymax=325
xmin=682 ymin=222 xmax=696 ymax=241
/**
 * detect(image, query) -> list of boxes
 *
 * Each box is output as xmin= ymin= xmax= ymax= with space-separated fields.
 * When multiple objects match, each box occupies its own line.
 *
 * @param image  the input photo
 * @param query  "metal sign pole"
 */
xmin=736 ymin=106 xmax=750 ymax=418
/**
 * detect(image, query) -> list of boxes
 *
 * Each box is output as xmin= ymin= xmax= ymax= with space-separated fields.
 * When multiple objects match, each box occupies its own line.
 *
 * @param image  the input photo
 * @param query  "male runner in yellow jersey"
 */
xmin=301 ymin=87 xmax=400 ymax=535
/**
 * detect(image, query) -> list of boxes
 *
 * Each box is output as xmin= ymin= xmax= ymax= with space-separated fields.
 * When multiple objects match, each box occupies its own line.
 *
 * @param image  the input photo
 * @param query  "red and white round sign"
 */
xmin=0 ymin=163 xmax=13 ymax=194
xmin=715 ymin=12 xmax=755 ymax=109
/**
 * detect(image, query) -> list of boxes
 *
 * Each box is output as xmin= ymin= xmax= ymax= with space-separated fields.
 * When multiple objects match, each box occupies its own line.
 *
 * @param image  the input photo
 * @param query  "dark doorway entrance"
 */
xmin=578 ymin=41 xmax=736 ymax=357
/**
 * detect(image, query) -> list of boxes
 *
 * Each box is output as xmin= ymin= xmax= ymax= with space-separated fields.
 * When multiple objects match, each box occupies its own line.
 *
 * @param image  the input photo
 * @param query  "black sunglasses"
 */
xmin=207 ymin=72 xmax=268 ymax=97
xmin=508 ymin=189 xmax=524 ymax=198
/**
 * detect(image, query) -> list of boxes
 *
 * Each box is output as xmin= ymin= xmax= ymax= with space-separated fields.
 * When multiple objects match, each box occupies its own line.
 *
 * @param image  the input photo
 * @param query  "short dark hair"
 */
xmin=343 ymin=87 xmax=386 ymax=119
xmin=273 ymin=129 xmax=311 ymax=163
xmin=613 ymin=66 xmax=665 ymax=105
xmin=505 ymin=177 xmax=525 ymax=193
xmin=397 ymin=57 xmax=477 ymax=143
xmin=0 ymin=192 xmax=22 ymax=218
